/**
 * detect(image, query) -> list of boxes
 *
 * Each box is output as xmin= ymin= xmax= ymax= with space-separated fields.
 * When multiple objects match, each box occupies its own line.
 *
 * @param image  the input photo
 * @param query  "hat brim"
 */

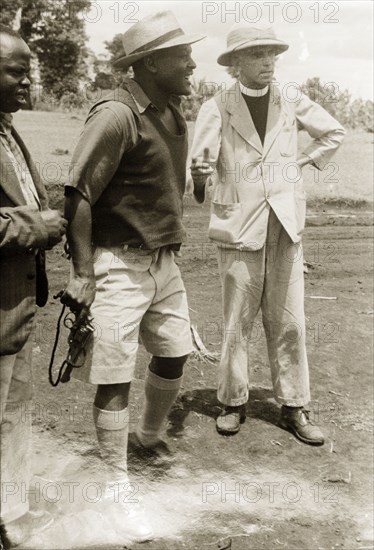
xmin=112 ymin=33 xmax=205 ymax=69
xmin=217 ymin=39 xmax=289 ymax=66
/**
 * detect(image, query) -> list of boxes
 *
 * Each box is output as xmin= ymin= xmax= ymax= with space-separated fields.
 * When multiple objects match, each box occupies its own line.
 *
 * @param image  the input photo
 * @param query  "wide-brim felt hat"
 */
xmin=218 ymin=25 xmax=289 ymax=66
xmin=112 ymin=10 xmax=205 ymax=69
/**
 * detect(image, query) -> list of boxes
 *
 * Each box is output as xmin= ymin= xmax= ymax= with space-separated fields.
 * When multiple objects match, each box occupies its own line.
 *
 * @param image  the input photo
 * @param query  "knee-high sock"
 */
xmin=136 ymin=370 xmax=183 ymax=448
xmin=93 ymin=406 xmax=129 ymax=478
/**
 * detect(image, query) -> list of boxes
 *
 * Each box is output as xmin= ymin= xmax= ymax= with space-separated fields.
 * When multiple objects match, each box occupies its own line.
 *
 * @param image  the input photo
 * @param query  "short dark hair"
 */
xmin=0 ymin=24 xmax=23 ymax=40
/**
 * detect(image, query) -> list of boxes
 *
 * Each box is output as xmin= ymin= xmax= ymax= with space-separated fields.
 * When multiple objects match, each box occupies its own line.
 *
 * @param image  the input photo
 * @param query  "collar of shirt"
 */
xmin=0 ymin=112 xmax=13 ymax=136
xmin=125 ymin=77 xmax=179 ymax=114
xmin=239 ymin=82 xmax=269 ymax=97
xmin=125 ymin=77 xmax=153 ymax=114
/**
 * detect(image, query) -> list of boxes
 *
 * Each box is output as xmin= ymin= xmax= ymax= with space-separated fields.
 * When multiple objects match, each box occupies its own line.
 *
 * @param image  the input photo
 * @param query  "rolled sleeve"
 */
xmin=66 ymin=101 xmax=138 ymax=205
xmin=0 ymin=206 xmax=49 ymax=253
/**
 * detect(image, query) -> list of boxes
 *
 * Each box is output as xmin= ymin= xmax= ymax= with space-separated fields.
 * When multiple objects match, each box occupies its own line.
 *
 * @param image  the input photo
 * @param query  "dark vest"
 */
xmin=90 ymin=85 xmax=188 ymax=249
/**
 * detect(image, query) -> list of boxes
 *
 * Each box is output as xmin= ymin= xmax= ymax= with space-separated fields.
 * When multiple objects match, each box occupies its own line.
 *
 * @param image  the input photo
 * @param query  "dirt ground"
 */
xmin=15 ymin=197 xmax=373 ymax=550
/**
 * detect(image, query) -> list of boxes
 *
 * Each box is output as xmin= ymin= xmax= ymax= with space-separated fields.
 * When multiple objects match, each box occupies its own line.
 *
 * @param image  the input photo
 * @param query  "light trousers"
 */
xmin=0 ymin=336 xmax=33 ymax=523
xmin=217 ymin=209 xmax=310 ymax=407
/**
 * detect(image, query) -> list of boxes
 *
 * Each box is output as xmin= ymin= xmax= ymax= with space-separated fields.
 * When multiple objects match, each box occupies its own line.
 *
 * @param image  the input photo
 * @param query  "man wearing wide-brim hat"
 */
xmin=190 ymin=24 xmax=345 ymax=445
xmin=62 ymin=11 xmax=203 ymax=541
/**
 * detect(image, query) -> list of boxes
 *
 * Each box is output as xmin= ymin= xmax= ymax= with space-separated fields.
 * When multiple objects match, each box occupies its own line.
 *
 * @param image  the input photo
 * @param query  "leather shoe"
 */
xmin=279 ymin=406 xmax=324 ymax=446
xmin=216 ymin=405 xmax=246 ymax=435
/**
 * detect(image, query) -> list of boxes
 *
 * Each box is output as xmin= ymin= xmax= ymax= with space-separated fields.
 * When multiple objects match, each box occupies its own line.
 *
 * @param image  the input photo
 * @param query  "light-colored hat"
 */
xmin=217 ymin=25 xmax=289 ymax=66
xmin=112 ymin=11 xmax=204 ymax=69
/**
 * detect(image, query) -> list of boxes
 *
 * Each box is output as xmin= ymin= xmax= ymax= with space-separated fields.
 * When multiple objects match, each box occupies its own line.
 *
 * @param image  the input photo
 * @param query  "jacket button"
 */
xmin=27 ymin=273 xmax=36 ymax=280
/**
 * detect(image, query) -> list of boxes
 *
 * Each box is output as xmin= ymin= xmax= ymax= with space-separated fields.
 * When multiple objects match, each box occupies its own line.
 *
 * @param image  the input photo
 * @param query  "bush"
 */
xmin=301 ymin=77 xmax=373 ymax=130
xmin=181 ymin=79 xmax=220 ymax=121
xmin=32 ymin=86 xmax=91 ymax=112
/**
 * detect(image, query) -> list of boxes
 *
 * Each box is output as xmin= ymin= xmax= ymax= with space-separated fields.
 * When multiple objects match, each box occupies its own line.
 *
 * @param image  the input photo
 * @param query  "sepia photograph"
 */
xmin=0 ymin=1 xmax=373 ymax=548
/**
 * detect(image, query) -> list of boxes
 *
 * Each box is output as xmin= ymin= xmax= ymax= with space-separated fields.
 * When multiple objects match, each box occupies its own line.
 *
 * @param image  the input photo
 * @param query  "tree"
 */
xmin=181 ymin=78 xmax=219 ymax=121
xmin=104 ymin=33 xmax=125 ymax=63
xmin=19 ymin=0 xmax=49 ymax=43
xmin=0 ymin=0 xmax=23 ymax=27
xmin=349 ymin=98 xmax=373 ymax=131
xmin=33 ymin=0 xmax=91 ymax=99
xmin=301 ymin=76 xmax=351 ymax=126
xmin=0 ymin=0 xmax=90 ymax=100
xmin=102 ymin=32 xmax=130 ymax=85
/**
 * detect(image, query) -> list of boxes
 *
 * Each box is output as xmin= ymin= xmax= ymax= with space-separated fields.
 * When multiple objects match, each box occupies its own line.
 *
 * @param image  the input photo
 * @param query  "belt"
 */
xmin=122 ymin=243 xmax=181 ymax=252
xmin=94 ymin=242 xmax=181 ymax=252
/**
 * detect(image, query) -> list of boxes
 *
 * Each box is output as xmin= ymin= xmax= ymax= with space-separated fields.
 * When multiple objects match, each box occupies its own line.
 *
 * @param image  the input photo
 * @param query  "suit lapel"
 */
xmin=263 ymin=83 xmax=285 ymax=158
xmin=226 ymin=82 xmax=263 ymax=154
xmin=12 ymin=127 xmax=48 ymax=209
xmin=0 ymin=139 xmax=27 ymax=205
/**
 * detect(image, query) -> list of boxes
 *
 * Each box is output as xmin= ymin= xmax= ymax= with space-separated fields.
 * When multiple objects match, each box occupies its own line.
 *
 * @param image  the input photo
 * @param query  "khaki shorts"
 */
xmin=79 ymin=246 xmax=193 ymax=385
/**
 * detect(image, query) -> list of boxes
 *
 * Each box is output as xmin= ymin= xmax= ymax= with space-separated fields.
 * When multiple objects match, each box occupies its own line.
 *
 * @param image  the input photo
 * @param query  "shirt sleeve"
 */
xmin=295 ymin=93 xmax=346 ymax=170
xmin=66 ymin=101 xmax=138 ymax=205
xmin=0 ymin=205 xmax=49 ymax=253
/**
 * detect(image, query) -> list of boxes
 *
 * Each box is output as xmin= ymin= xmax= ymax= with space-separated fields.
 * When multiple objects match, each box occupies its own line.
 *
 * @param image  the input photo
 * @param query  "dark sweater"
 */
xmin=242 ymin=90 xmax=270 ymax=145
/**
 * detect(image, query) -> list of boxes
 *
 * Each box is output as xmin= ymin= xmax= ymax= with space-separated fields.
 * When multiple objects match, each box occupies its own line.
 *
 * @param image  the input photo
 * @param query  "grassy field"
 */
xmin=13 ymin=109 xmax=374 ymax=206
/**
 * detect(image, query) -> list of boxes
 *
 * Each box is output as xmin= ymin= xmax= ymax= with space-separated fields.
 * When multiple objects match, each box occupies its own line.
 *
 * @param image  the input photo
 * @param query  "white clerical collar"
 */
xmin=239 ymin=82 xmax=269 ymax=97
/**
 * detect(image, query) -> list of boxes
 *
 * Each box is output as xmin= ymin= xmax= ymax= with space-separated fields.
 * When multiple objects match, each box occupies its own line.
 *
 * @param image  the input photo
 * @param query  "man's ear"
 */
xmin=142 ymin=54 xmax=158 ymax=74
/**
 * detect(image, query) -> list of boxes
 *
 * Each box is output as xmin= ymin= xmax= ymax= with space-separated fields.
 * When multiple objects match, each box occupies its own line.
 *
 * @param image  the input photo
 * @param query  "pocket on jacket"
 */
xmin=208 ymin=202 xmax=242 ymax=244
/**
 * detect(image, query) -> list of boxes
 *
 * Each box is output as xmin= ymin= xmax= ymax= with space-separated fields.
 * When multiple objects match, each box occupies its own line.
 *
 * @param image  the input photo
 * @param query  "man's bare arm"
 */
xmin=61 ymin=190 xmax=96 ymax=317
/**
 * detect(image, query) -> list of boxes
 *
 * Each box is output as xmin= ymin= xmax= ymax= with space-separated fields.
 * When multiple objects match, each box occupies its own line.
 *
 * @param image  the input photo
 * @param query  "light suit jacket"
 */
xmin=190 ymin=82 xmax=345 ymax=249
xmin=0 ymin=127 xmax=49 ymax=355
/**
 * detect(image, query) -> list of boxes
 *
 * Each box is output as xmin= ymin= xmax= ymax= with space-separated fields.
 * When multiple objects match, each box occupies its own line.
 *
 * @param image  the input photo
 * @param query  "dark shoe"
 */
xmin=131 ymin=431 xmax=171 ymax=457
xmin=279 ymin=406 xmax=324 ymax=446
xmin=5 ymin=510 xmax=53 ymax=546
xmin=216 ymin=405 xmax=246 ymax=435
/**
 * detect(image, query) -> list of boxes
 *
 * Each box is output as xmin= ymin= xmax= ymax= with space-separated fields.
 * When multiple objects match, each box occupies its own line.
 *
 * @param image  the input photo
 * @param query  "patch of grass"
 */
xmin=307 ymin=197 xmax=371 ymax=209
xmin=13 ymin=111 xmax=373 ymax=205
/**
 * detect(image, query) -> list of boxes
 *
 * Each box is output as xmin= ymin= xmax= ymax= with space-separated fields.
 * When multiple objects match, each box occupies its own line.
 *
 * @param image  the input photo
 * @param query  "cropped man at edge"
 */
xmin=0 ymin=25 xmax=66 ymax=546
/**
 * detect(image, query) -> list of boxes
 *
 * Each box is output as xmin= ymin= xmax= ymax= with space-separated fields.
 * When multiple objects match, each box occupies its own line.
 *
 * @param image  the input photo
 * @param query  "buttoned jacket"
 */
xmin=190 ymin=81 xmax=345 ymax=249
xmin=0 ymin=127 xmax=49 ymax=355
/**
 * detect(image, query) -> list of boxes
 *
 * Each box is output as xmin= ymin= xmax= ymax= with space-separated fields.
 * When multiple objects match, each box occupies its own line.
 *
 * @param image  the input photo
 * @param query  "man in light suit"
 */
xmin=0 ymin=25 xmax=67 ymax=546
xmin=190 ymin=25 xmax=345 ymax=445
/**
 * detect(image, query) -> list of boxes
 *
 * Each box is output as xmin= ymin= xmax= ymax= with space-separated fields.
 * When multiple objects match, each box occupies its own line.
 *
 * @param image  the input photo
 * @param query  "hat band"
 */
xmin=131 ymin=28 xmax=184 ymax=55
